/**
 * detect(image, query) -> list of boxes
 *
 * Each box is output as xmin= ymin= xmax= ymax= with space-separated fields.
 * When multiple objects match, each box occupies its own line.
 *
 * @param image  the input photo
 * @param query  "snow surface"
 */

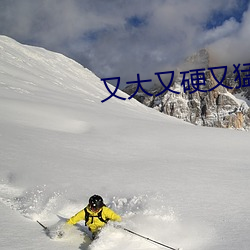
xmin=0 ymin=35 xmax=250 ymax=250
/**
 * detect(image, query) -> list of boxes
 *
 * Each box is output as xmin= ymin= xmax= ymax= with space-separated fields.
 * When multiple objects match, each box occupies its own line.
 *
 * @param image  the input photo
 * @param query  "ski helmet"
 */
xmin=89 ymin=195 xmax=104 ymax=210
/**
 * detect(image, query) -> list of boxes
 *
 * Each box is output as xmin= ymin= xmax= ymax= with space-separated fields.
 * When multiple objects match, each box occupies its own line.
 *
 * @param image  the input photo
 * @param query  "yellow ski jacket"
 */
xmin=67 ymin=206 xmax=121 ymax=233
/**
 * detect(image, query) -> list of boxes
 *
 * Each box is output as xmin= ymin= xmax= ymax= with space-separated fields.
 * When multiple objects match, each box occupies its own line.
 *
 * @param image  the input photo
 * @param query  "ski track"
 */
xmin=0 ymin=36 xmax=227 ymax=250
xmin=0 ymin=180 xmax=212 ymax=250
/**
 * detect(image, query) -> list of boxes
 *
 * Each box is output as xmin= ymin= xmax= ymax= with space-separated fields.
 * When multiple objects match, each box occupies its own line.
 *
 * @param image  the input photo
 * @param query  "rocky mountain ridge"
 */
xmin=124 ymin=49 xmax=250 ymax=130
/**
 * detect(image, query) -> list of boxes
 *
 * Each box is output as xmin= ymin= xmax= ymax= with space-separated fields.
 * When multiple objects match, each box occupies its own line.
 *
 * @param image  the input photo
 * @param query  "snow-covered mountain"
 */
xmin=124 ymin=49 xmax=250 ymax=130
xmin=0 ymin=36 xmax=250 ymax=250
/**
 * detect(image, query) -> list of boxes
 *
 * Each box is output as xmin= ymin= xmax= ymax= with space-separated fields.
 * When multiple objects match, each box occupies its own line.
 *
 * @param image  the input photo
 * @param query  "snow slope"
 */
xmin=0 ymin=36 xmax=249 ymax=250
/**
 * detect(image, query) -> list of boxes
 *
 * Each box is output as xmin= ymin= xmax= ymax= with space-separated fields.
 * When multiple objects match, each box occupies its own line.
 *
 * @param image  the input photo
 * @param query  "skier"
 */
xmin=66 ymin=194 xmax=122 ymax=239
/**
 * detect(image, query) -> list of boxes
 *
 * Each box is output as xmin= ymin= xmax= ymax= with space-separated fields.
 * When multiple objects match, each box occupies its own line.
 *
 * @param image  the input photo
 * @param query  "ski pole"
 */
xmin=37 ymin=220 xmax=48 ymax=231
xmin=122 ymin=227 xmax=180 ymax=250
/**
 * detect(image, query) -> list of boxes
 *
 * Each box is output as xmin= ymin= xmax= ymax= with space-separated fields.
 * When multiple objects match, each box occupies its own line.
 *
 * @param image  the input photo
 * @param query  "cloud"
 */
xmin=208 ymin=3 xmax=250 ymax=66
xmin=200 ymin=18 xmax=240 ymax=46
xmin=0 ymin=0 xmax=249 ymax=88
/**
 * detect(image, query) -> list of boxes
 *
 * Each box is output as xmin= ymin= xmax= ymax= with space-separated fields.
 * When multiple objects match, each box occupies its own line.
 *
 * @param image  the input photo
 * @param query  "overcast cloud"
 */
xmin=0 ymin=0 xmax=249 ymax=88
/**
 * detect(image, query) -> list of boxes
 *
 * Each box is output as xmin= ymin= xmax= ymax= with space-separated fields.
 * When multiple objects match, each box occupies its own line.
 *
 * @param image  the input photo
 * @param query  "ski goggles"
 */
xmin=89 ymin=205 xmax=101 ymax=212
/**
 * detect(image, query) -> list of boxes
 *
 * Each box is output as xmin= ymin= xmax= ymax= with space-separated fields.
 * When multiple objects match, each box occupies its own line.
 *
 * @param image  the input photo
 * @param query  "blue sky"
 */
xmin=0 ymin=0 xmax=249 ymax=88
xmin=206 ymin=0 xmax=249 ymax=28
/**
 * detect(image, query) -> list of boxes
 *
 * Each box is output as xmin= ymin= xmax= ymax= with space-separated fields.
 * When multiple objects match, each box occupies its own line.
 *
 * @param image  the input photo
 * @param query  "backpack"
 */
xmin=84 ymin=206 xmax=109 ymax=226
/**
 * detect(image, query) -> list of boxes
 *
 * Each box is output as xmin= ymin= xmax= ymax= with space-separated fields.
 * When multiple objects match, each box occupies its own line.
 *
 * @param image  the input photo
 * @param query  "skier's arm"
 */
xmin=104 ymin=207 xmax=122 ymax=222
xmin=67 ymin=209 xmax=85 ymax=225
